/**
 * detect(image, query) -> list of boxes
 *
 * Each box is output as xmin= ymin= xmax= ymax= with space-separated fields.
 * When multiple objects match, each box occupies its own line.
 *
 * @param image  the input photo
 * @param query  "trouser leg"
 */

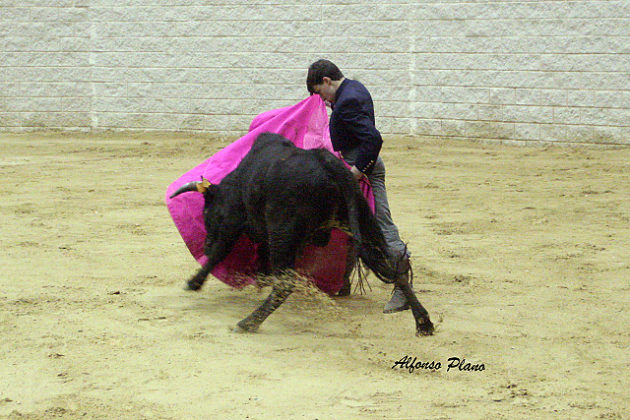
xmin=365 ymin=157 xmax=409 ymax=260
xmin=342 ymin=151 xmax=409 ymax=260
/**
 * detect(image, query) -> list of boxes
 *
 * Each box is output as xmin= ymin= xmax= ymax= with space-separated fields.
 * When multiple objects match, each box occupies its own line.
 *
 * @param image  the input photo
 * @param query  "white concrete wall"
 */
xmin=1 ymin=1 xmax=629 ymax=144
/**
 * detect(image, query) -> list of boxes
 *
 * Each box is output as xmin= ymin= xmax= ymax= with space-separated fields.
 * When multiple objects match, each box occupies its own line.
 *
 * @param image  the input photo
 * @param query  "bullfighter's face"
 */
xmin=311 ymin=77 xmax=337 ymax=104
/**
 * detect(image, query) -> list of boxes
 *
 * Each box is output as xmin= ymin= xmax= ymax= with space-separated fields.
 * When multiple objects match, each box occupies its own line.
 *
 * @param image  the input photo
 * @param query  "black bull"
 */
xmin=170 ymin=133 xmax=434 ymax=336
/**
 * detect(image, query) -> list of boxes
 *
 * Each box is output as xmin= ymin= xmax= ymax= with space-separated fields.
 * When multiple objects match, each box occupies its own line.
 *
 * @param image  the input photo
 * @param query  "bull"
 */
xmin=170 ymin=132 xmax=434 ymax=336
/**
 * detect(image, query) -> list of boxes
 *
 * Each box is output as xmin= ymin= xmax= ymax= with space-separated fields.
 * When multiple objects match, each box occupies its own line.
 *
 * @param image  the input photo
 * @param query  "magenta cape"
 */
xmin=165 ymin=95 xmax=374 ymax=295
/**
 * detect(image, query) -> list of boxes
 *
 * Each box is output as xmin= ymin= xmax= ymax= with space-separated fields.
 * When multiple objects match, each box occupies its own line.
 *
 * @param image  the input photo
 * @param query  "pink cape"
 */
xmin=165 ymin=95 xmax=374 ymax=295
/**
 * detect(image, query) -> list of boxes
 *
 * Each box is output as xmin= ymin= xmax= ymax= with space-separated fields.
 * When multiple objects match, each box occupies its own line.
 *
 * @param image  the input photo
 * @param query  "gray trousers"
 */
xmin=342 ymin=149 xmax=409 ymax=260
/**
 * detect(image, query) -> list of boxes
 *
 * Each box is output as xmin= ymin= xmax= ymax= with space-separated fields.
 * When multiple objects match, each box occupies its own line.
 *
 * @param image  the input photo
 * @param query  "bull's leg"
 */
xmin=235 ymin=227 xmax=300 ymax=332
xmin=186 ymin=239 xmax=236 ymax=291
xmin=396 ymin=280 xmax=434 ymax=336
xmin=235 ymin=282 xmax=295 ymax=332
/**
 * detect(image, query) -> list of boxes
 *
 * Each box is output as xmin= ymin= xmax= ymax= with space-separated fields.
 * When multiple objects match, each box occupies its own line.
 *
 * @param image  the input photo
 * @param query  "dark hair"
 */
xmin=306 ymin=59 xmax=344 ymax=95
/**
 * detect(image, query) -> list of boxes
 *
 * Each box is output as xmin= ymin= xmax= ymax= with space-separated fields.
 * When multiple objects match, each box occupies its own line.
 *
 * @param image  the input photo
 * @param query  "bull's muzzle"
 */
xmin=169 ymin=178 xmax=212 ymax=198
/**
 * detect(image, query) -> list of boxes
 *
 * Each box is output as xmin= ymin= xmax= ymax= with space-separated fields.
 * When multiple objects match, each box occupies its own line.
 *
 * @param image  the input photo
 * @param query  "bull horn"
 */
xmin=169 ymin=178 xmax=212 ymax=198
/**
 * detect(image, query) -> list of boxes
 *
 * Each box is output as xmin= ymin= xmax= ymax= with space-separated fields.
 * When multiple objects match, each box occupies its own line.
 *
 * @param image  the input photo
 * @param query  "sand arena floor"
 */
xmin=1 ymin=132 xmax=629 ymax=419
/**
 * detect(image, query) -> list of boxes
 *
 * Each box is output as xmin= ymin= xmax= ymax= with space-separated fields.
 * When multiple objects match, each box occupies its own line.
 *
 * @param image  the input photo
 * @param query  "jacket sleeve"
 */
xmin=338 ymin=98 xmax=383 ymax=174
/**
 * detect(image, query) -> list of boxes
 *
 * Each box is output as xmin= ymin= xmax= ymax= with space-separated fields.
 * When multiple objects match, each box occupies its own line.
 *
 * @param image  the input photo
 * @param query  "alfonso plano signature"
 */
xmin=391 ymin=355 xmax=486 ymax=373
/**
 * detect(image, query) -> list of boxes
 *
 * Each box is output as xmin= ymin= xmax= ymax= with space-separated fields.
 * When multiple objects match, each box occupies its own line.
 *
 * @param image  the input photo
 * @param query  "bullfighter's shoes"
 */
xmin=383 ymin=285 xmax=410 ymax=313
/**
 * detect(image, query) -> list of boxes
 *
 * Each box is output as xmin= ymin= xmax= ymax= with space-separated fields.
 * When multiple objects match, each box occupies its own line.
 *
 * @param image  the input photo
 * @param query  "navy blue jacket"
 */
xmin=330 ymin=79 xmax=383 ymax=174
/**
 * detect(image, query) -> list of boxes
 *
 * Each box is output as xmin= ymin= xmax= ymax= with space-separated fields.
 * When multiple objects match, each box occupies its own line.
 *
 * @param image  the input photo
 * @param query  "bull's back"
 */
xmin=236 ymin=133 xmax=354 ymax=213
xmin=238 ymin=133 xmax=339 ymax=187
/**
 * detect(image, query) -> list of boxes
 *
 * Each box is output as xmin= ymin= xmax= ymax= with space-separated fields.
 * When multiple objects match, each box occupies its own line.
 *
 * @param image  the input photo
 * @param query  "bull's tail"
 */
xmin=317 ymin=153 xmax=404 ymax=284
xmin=345 ymin=187 xmax=405 ymax=284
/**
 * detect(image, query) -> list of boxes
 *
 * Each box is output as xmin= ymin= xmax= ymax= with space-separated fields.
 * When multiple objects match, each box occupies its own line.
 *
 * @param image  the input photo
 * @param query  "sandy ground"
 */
xmin=1 ymin=132 xmax=629 ymax=420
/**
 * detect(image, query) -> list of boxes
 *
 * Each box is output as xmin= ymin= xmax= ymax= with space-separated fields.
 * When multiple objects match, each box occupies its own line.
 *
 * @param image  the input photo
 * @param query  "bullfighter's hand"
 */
xmin=350 ymin=165 xmax=364 ymax=180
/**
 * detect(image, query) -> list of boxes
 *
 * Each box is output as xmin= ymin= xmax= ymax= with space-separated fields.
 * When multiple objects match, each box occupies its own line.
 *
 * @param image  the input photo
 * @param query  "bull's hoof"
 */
xmin=185 ymin=280 xmax=202 ymax=291
xmin=232 ymin=325 xmax=252 ymax=334
xmin=416 ymin=318 xmax=435 ymax=336
xmin=234 ymin=319 xmax=259 ymax=333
